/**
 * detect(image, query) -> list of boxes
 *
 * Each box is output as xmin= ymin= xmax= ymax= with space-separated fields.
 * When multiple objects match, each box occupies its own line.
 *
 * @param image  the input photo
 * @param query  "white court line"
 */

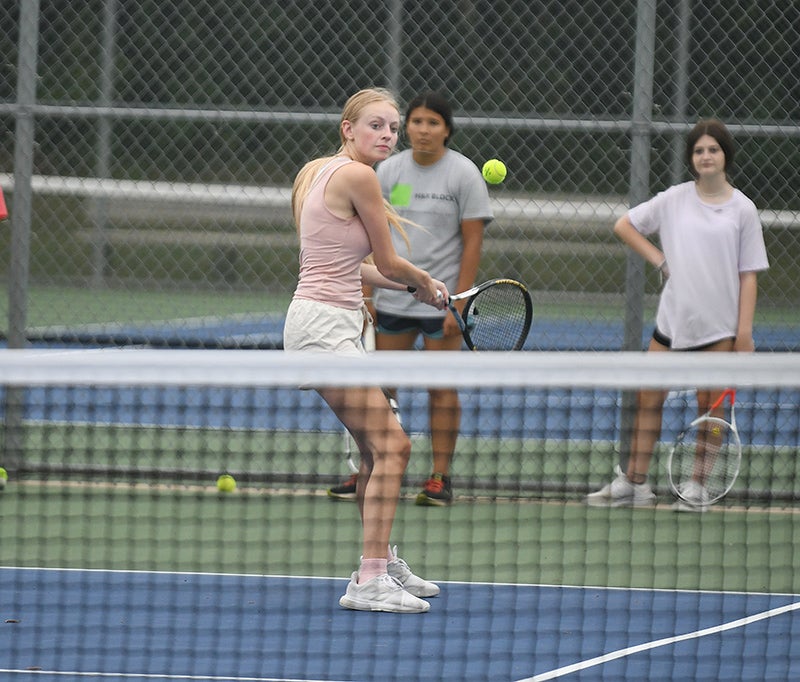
xmin=0 ymin=670 xmax=343 ymax=681
xmin=518 ymin=600 xmax=800 ymax=682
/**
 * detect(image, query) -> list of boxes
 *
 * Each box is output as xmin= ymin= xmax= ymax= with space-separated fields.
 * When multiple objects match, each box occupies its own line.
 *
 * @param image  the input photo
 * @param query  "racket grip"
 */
xmin=407 ymin=285 xmax=447 ymax=305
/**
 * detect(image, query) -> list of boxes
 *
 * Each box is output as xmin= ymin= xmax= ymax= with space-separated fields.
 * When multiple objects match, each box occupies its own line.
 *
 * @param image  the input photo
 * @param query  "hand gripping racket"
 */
xmin=410 ymin=278 xmax=533 ymax=351
xmin=667 ymin=388 xmax=742 ymax=507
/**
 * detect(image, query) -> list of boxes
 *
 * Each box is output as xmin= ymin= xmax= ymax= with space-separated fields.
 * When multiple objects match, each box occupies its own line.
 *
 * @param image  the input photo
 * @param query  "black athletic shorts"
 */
xmin=652 ymin=327 xmax=733 ymax=351
xmin=376 ymin=311 xmax=445 ymax=339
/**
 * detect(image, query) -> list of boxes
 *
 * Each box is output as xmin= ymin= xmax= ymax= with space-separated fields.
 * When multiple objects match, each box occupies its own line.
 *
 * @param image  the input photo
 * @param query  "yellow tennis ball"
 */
xmin=216 ymin=474 xmax=236 ymax=493
xmin=482 ymin=159 xmax=507 ymax=185
xmin=0 ymin=467 xmax=7 ymax=491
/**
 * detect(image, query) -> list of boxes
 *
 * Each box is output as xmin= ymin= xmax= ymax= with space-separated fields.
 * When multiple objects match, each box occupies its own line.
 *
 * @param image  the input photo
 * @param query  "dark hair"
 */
xmin=404 ymin=91 xmax=454 ymax=145
xmin=685 ymin=118 xmax=735 ymax=179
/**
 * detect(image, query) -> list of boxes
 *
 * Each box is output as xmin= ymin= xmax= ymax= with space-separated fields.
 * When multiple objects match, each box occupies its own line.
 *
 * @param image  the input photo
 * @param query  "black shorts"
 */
xmin=376 ymin=311 xmax=445 ymax=339
xmin=652 ymin=327 xmax=734 ymax=352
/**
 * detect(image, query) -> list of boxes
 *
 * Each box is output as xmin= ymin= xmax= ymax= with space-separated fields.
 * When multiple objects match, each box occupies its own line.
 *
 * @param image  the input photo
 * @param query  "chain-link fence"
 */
xmin=1 ymin=0 xmax=798 ymax=351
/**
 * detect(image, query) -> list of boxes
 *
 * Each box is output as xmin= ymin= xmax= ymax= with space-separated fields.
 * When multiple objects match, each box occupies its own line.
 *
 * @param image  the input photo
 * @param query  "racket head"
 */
xmin=459 ymin=279 xmax=533 ymax=351
xmin=667 ymin=415 xmax=742 ymax=505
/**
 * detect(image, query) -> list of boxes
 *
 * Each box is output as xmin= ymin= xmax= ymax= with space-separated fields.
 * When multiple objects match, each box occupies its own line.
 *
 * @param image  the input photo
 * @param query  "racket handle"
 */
xmin=407 ymin=286 xmax=447 ymax=303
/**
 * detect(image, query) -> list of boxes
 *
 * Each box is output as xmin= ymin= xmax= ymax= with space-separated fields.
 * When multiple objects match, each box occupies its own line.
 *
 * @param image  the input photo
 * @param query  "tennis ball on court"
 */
xmin=0 ymin=467 xmax=7 ymax=490
xmin=216 ymin=474 xmax=236 ymax=493
xmin=482 ymin=159 xmax=507 ymax=185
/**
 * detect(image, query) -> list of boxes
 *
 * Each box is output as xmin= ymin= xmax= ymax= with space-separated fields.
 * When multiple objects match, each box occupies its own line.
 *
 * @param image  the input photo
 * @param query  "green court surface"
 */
xmin=5 ymin=284 xmax=630 ymax=328
xmin=2 ymin=285 xmax=291 ymax=329
xmin=5 ymin=407 xmax=800 ymax=599
xmin=2 ymin=482 xmax=798 ymax=596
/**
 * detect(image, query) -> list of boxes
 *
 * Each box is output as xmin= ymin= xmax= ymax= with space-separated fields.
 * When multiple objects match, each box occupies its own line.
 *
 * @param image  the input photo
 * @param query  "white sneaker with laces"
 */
xmin=387 ymin=545 xmax=440 ymax=597
xmin=586 ymin=465 xmax=656 ymax=507
xmin=672 ymin=479 xmax=710 ymax=513
xmin=339 ymin=572 xmax=430 ymax=613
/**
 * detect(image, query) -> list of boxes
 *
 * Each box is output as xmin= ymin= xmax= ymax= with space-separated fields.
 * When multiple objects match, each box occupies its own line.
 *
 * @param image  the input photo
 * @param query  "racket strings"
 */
xmin=466 ymin=285 xmax=530 ymax=351
xmin=673 ymin=418 xmax=737 ymax=501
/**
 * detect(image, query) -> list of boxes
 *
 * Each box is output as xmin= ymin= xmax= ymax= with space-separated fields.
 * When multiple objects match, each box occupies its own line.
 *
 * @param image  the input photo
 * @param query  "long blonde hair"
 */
xmin=291 ymin=88 xmax=412 ymax=249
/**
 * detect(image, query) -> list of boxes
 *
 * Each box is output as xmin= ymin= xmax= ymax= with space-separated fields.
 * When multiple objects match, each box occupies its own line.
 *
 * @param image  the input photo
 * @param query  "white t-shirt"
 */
xmin=373 ymin=148 xmax=493 ymax=318
xmin=629 ymin=181 xmax=769 ymax=349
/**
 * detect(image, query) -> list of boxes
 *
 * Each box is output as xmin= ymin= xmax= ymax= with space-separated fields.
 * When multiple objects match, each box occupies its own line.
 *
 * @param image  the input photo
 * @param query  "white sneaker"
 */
xmin=339 ymin=572 xmax=430 ymax=613
xmin=672 ymin=479 xmax=710 ymax=513
xmin=586 ymin=465 xmax=656 ymax=507
xmin=387 ymin=545 xmax=440 ymax=597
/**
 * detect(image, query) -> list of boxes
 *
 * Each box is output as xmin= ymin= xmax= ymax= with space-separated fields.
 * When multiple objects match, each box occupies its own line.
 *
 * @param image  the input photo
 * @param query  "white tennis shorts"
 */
xmin=283 ymin=298 xmax=365 ymax=356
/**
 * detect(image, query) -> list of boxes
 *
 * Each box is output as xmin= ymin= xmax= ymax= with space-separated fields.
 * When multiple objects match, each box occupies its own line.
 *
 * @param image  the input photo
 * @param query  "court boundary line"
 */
xmin=9 ymin=478 xmax=800 ymax=515
xmin=518 ymin=600 xmax=800 ymax=681
xmin=0 ymin=669 xmax=343 ymax=681
xmin=4 ymin=564 xmax=798 ymax=601
xmin=8 ymin=480 xmax=800 ymax=517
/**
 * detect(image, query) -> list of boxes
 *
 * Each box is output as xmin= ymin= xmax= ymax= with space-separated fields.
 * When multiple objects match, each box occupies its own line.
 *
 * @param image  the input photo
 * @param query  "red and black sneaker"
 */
xmin=415 ymin=473 xmax=453 ymax=506
xmin=327 ymin=473 xmax=358 ymax=501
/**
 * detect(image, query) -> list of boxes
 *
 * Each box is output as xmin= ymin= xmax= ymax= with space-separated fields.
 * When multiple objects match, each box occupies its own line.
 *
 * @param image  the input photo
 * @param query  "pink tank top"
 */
xmin=293 ymin=157 xmax=372 ymax=310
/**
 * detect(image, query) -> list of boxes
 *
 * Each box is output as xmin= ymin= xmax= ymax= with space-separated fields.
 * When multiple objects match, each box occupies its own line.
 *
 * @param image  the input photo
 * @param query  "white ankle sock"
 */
xmin=358 ymin=558 xmax=387 ymax=584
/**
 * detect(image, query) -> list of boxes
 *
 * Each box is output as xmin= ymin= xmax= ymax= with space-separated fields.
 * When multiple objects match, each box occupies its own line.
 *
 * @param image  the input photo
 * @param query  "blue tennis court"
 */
xmin=2 ymin=567 xmax=799 ymax=681
xmin=14 ymin=383 xmax=800 ymax=452
xmin=15 ymin=313 xmax=800 ymax=352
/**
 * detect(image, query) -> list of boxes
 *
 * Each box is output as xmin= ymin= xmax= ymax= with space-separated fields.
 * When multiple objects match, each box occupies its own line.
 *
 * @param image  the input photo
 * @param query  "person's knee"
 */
xmin=389 ymin=431 xmax=412 ymax=467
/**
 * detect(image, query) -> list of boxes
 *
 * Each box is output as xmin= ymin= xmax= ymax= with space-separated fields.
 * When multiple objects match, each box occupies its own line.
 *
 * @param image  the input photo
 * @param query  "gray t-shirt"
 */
xmin=374 ymin=148 xmax=494 ymax=317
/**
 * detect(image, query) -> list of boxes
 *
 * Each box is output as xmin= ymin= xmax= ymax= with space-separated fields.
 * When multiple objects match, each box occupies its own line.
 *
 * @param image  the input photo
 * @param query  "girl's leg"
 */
xmin=628 ymin=337 xmax=734 ymax=484
xmin=625 ymin=337 xmax=669 ymax=483
xmin=692 ymin=338 xmax=736 ymax=484
xmin=695 ymin=337 xmax=735 ymax=418
xmin=424 ymin=330 xmax=463 ymax=478
xmin=318 ymin=385 xmax=411 ymax=560
xmin=428 ymin=388 xmax=460 ymax=476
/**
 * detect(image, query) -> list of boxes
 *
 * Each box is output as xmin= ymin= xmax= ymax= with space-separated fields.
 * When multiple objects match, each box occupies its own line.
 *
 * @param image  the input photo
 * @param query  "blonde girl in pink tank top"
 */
xmin=284 ymin=88 xmax=448 ymax=613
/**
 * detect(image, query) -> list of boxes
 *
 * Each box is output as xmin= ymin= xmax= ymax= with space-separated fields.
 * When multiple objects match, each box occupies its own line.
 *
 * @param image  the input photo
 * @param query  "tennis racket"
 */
xmin=409 ymin=278 xmax=533 ymax=351
xmin=667 ymin=388 xmax=742 ymax=507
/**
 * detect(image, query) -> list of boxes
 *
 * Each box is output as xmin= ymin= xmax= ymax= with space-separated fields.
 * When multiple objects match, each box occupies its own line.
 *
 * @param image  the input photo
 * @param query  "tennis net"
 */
xmin=1 ymin=349 xmax=799 ymax=681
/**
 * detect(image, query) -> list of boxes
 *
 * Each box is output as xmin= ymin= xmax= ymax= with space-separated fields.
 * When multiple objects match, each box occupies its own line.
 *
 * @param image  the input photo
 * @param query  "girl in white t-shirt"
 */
xmin=586 ymin=118 xmax=769 ymax=512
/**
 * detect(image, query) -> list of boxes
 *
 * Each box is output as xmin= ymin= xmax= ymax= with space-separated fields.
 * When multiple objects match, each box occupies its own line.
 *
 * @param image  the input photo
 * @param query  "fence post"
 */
xmin=4 ymin=0 xmax=40 ymax=473
xmin=90 ymin=0 xmax=118 ymax=288
xmin=619 ymin=0 xmax=657 ymax=466
xmin=386 ymin=0 xmax=402 ymax=95
xmin=7 ymin=0 xmax=39 ymax=348
xmin=670 ymin=0 xmax=692 ymax=184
